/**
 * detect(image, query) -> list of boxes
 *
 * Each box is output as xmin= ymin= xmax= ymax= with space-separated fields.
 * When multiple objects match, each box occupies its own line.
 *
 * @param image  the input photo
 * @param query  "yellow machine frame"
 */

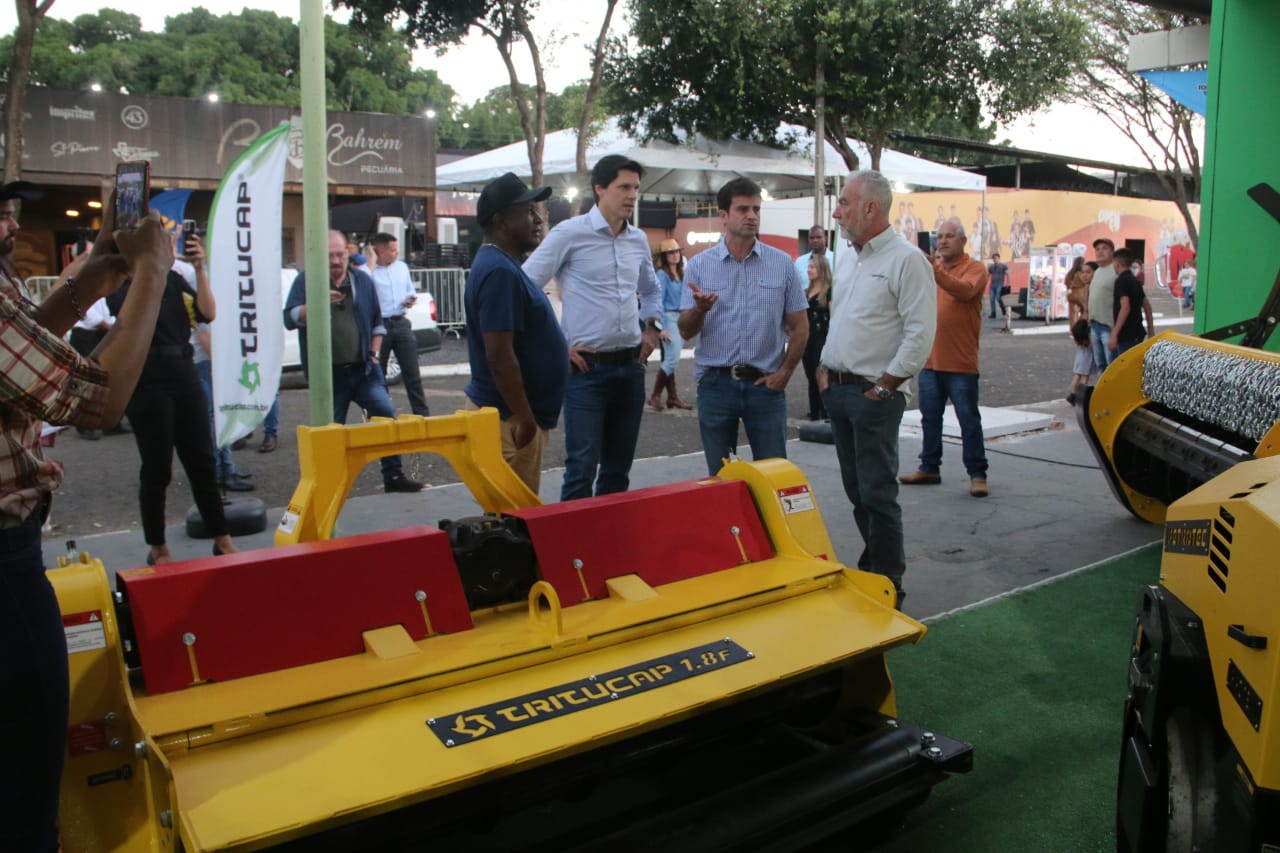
xmin=53 ymin=409 xmax=931 ymax=852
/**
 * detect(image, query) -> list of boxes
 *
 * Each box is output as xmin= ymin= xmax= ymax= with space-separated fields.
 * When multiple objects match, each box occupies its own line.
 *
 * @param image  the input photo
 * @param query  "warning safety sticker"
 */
xmin=777 ymin=484 xmax=815 ymax=514
xmin=63 ymin=611 xmax=106 ymax=654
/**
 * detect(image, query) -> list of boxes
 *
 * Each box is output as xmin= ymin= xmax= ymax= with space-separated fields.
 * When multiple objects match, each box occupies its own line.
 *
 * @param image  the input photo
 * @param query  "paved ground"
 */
xmin=38 ymin=291 xmax=1196 ymax=625
xmin=40 ymin=290 xmax=1189 ymax=552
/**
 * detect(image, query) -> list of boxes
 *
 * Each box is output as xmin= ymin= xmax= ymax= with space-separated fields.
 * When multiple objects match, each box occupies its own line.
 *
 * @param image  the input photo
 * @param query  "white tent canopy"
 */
xmin=435 ymin=118 xmax=985 ymax=199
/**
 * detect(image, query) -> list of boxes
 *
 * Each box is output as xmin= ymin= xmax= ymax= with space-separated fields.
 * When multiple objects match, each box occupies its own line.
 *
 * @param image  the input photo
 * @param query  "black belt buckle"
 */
xmin=730 ymin=364 xmax=761 ymax=382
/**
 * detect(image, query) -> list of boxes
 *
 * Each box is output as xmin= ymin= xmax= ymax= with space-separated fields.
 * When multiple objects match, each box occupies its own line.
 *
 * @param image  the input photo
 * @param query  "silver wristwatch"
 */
xmin=872 ymin=384 xmax=893 ymax=400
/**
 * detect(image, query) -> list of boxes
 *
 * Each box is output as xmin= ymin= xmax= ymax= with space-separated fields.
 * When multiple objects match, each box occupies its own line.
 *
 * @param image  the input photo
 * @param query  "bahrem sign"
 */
xmin=6 ymin=86 xmax=436 ymax=188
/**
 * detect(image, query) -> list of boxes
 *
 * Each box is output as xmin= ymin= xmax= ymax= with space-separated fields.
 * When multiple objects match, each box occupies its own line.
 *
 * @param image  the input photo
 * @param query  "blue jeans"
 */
xmin=0 ymin=507 xmax=66 ymax=852
xmin=660 ymin=310 xmax=683 ymax=375
xmin=332 ymin=361 xmax=404 ymax=481
xmin=989 ymin=286 xmax=1006 ymax=318
xmin=916 ymin=369 xmax=987 ymax=478
xmin=263 ymin=394 xmax=279 ymax=438
xmin=1090 ymin=320 xmax=1113 ymax=371
xmin=561 ymin=360 xmax=645 ymax=501
xmin=196 ymin=359 xmax=235 ymax=479
xmin=695 ymin=370 xmax=788 ymax=475
xmin=823 ymin=381 xmax=907 ymax=591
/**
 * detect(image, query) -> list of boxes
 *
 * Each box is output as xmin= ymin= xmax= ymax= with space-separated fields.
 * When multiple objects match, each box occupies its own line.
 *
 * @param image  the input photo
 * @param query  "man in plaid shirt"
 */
xmin=0 ymin=182 xmax=173 ymax=852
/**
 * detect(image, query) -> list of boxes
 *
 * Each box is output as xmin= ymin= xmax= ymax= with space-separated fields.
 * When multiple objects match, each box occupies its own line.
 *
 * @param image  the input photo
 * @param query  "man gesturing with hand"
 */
xmin=680 ymin=177 xmax=808 ymax=476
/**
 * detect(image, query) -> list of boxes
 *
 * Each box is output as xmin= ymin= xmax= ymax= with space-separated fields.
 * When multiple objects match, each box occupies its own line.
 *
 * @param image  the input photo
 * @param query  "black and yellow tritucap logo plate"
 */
xmin=426 ymin=639 xmax=752 ymax=747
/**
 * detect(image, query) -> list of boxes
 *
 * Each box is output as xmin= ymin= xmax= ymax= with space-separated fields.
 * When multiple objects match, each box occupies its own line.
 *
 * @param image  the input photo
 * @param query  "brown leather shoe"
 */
xmin=899 ymin=470 xmax=941 ymax=485
xmin=969 ymin=477 xmax=989 ymax=497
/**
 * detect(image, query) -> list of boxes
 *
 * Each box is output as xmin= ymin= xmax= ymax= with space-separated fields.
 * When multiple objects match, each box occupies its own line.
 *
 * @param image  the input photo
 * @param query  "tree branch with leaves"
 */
xmin=1067 ymin=1 xmax=1205 ymax=248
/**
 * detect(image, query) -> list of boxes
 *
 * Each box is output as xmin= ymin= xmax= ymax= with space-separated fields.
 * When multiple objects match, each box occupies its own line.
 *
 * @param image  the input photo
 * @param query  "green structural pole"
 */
xmin=299 ymin=0 xmax=333 ymax=424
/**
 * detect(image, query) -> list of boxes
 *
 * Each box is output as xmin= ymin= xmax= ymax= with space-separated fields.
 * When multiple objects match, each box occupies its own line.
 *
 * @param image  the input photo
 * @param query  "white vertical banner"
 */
xmin=209 ymin=121 xmax=291 ymax=447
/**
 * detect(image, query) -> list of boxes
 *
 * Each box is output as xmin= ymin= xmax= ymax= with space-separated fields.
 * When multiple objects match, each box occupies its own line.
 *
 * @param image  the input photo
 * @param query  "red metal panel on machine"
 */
xmin=507 ymin=479 xmax=774 ymax=604
xmin=118 ymin=527 xmax=472 ymax=694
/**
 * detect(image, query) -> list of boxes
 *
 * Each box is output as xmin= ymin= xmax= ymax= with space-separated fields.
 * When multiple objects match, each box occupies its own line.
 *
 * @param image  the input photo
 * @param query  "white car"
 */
xmin=280 ymin=268 xmax=443 ymax=384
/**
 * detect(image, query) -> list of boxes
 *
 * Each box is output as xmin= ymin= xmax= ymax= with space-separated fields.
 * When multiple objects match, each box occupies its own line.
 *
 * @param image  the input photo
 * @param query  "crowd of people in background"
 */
xmin=2 ymin=154 xmax=1195 ymax=847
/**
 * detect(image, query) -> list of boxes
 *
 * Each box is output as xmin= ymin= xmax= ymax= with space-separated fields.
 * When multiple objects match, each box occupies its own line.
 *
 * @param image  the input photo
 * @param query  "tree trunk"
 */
xmin=4 ymin=0 xmax=55 ymax=183
xmin=575 ymin=0 xmax=619 ymax=207
xmin=512 ymin=4 xmax=546 ymax=188
xmin=824 ymin=116 xmax=859 ymax=172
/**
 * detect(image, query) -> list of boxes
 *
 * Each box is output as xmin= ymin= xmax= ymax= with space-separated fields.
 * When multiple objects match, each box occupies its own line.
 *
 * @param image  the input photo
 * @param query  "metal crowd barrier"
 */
xmin=25 ymin=276 xmax=60 ymax=301
xmin=410 ymin=267 xmax=467 ymax=337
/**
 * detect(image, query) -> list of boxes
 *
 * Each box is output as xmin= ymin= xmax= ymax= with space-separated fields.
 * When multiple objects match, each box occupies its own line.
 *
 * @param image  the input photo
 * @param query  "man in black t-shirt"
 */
xmin=1108 ymin=247 xmax=1154 ymax=361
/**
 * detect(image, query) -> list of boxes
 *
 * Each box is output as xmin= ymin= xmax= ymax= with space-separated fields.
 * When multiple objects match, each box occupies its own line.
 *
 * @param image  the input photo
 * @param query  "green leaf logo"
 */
xmin=238 ymin=362 xmax=262 ymax=394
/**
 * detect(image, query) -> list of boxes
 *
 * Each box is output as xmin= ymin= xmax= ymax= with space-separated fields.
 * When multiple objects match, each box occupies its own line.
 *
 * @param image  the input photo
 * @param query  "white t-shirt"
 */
xmin=1178 ymin=267 xmax=1197 ymax=292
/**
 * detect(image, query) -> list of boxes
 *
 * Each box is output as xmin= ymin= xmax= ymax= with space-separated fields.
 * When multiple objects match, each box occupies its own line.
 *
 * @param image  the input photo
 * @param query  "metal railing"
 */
xmin=25 ymin=276 xmax=60 ymax=302
xmin=409 ymin=267 xmax=466 ymax=337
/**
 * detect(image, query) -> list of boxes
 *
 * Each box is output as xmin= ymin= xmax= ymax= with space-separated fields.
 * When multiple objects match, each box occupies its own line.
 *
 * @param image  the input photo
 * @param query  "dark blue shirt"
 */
xmin=1113 ymin=270 xmax=1147 ymax=343
xmin=464 ymin=246 xmax=568 ymax=430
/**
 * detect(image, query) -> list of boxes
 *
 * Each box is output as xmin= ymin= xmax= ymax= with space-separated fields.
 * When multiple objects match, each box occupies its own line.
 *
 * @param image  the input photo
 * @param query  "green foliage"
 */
xmin=0 ymin=6 xmax=456 ymax=115
xmin=610 ymin=0 xmax=1086 ymax=169
xmin=438 ymin=81 xmax=613 ymax=149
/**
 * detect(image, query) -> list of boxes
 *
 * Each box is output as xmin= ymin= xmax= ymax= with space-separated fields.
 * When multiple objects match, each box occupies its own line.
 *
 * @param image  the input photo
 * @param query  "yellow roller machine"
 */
xmin=51 ymin=409 xmax=971 ymax=852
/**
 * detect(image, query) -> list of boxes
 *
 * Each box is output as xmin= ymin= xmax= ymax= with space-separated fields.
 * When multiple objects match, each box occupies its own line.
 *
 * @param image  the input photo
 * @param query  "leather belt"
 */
xmin=583 ymin=346 xmax=640 ymax=365
xmin=709 ymin=364 xmax=766 ymax=382
xmin=826 ymin=370 xmax=872 ymax=387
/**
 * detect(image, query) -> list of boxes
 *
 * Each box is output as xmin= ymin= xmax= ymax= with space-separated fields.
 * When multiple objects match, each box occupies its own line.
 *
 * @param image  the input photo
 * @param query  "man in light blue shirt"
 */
xmin=523 ymin=155 xmax=662 ymax=500
xmin=681 ymin=177 xmax=808 ymax=476
xmin=369 ymin=233 xmax=428 ymax=416
xmin=794 ymin=224 xmax=835 ymax=282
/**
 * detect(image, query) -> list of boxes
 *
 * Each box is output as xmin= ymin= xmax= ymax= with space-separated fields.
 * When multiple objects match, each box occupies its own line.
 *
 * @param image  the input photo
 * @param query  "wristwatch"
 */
xmin=872 ymin=384 xmax=893 ymax=400
xmin=645 ymin=318 xmax=661 ymax=332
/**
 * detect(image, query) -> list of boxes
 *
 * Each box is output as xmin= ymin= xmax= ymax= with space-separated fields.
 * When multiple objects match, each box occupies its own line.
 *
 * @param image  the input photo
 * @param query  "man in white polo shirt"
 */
xmin=818 ymin=170 xmax=937 ymax=609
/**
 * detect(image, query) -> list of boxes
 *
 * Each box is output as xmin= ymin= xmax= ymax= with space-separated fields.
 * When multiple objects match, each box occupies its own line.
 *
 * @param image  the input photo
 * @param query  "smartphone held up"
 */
xmin=114 ymin=161 xmax=150 ymax=232
xmin=182 ymin=219 xmax=198 ymax=257
xmin=916 ymin=230 xmax=937 ymax=256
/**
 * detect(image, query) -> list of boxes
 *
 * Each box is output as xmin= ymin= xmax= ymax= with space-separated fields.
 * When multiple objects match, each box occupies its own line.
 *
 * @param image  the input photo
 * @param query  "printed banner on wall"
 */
xmin=208 ymin=121 xmax=290 ymax=448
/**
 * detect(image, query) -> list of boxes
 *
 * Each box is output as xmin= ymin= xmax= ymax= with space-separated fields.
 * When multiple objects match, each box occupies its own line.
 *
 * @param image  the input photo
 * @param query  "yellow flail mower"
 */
xmin=1099 ymin=184 xmax=1280 ymax=852
xmin=51 ymin=409 xmax=970 ymax=852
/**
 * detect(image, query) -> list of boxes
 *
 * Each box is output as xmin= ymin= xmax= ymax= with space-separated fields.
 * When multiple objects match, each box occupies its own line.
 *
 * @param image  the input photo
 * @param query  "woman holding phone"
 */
xmin=107 ymin=230 xmax=240 ymax=564
xmin=1 ymin=186 xmax=172 ymax=852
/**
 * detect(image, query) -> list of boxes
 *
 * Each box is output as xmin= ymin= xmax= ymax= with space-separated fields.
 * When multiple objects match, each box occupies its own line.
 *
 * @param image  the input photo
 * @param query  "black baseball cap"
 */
xmin=0 ymin=181 xmax=43 ymax=202
xmin=477 ymin=172 xmax=551 ymax=226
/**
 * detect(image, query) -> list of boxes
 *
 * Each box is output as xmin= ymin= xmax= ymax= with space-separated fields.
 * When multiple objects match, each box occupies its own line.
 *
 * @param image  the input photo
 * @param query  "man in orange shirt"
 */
xmin=899 ymin=218 xmax=992 ymax=497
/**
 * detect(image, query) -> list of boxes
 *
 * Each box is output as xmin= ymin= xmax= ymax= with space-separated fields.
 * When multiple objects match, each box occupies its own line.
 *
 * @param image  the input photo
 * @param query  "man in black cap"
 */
xmin=0 ymin=181 xmax=174 ymax=852
xmin=463 ymin=172 xmax=567 ymax=492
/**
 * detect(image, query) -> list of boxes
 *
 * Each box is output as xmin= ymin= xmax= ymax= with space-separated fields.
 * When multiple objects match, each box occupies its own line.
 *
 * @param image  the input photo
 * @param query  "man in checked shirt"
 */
xmin=679 ymin=177 xmax=808 ymax=476
xmin=0 ymin=183 xmax=173 ymax=852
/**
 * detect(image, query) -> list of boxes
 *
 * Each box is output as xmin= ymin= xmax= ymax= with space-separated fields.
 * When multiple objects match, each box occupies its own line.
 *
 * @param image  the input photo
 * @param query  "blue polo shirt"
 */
xmin=464 ymin=246 xmax=568 ymax=429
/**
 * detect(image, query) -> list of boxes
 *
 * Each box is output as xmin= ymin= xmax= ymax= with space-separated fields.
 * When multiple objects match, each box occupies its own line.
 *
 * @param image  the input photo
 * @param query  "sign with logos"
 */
xmin=7 ymin=86 xmax=436 ymax=189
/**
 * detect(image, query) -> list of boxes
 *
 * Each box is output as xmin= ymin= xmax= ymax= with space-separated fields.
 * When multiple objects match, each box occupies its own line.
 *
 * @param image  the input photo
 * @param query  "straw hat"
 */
xmin=658 ymin=238 xmax=681 ymax=253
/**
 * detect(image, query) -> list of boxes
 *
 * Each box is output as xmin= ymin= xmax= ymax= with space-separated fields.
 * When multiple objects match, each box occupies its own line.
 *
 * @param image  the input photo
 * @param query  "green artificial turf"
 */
xmin=871 ymin=544 xmax=1163 ymax=853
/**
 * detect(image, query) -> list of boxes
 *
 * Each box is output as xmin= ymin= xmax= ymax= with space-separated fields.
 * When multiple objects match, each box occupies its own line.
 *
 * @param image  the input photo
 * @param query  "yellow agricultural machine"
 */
xmin=51 ymin=409 xmax=970 ymax=852
xmin=1082 ymin=182 xmax=1280 ymax=851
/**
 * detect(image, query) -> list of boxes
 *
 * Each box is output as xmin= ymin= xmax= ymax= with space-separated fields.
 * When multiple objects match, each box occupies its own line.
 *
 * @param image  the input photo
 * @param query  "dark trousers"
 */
xmin=0 ymin=506 xmax=66 ymax=852
xmin=823 ymin=381 xmax=907 ymax=591
xmin=379 ymin=315 xmax=429 ymax=416
xmin=126 ymin=359 xmax=228 ymax=545
xmin=561 ymin=360 xmax=645 ymax=501
xmin=802 ymin=329 xmax=828 ymax=419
